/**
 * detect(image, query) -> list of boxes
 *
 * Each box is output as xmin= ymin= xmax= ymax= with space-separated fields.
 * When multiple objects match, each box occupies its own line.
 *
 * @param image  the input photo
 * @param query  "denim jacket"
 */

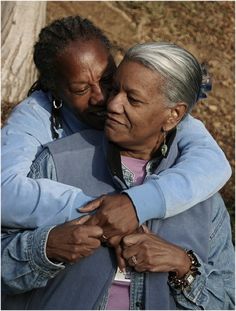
xmin=1 ymin=91 xmax=232 ymax=229
xmin=2 ymin=139 xmax=235 ymax=310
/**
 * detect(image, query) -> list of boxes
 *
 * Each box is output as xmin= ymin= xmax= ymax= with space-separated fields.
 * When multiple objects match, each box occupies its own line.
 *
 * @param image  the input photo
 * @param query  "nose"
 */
xmin=90 ymin=84 xmax=105 ymax=106
xmin=107 ymin=93 xmax=124 ymax=114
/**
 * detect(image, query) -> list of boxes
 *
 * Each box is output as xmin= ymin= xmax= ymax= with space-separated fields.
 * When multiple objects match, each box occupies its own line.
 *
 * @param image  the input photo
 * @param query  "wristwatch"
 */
xmin=168 ymin=250 xmax=201 ymax=290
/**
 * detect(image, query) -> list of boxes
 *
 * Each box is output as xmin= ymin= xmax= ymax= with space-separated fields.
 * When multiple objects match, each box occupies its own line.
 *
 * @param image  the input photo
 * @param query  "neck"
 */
xmin=120 ymin=150 xmax=150 ymax=160
xmin=120 ymin=140 xmax=163 ymax=160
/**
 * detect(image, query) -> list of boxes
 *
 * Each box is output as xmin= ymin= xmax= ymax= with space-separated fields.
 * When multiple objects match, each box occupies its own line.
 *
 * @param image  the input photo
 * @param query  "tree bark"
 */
xmin=1 ymin=1 xmax=46 ymax=121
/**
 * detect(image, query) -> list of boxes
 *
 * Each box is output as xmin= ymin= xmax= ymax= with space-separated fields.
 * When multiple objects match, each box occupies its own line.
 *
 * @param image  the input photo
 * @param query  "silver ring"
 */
xmin=131 ymin=255 xmax=138 ymax=265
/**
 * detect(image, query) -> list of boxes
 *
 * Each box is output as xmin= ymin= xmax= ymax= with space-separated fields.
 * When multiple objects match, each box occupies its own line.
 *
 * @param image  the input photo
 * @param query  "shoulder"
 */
xmin=2 ymin=91 xmax=53 ymax=142
xmin=9 ymin=90 xmax=52 ymax=119
xmin=175 ymin=114 xmax=216 ymax=147
xmin=177 ymin=114 xmax=206 ymax=133
xmin=45 ymin=129 xmax=105 ymax=154
xmin=14 ymin=91 xmax=52 ymax=113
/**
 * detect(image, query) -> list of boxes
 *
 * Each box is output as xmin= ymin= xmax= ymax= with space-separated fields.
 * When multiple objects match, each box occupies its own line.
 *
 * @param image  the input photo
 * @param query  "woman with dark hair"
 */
xmin=1 ymin=16 xmax=231 ymax=238
xmin=2 ymin=42 xmax=234 ymax=310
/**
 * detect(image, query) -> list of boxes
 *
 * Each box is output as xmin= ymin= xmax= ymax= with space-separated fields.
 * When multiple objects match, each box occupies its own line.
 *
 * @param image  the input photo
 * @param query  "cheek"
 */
xmin=64 ymin=93 xmax=91 ymax=113
xmin=131 ymin=113 xmax=163 ymax=139
xmin=148 ymin=108 xmax=168 ymax=128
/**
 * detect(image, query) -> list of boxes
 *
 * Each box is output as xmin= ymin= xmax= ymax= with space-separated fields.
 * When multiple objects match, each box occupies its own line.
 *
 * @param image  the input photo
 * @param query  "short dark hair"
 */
xmin=28 ymin=15 xmax=111 ymax=94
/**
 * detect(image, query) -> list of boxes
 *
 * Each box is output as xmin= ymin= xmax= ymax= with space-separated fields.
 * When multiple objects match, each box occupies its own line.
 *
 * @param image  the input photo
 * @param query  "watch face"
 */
xmin=186 ymin=274 xmax=195 ymax=285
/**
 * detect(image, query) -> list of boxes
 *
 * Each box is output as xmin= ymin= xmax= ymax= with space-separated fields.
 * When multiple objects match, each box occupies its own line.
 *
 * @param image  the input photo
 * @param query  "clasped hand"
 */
xmin=46 ymin=216 xmax=103 ymax=263
xmin=46 ymin=193 xmax=139 ymax=264
xmin=121 ymin=229 xmax=191 ymax=276
xmin=46 ymin=193 xmax=190 ymax=276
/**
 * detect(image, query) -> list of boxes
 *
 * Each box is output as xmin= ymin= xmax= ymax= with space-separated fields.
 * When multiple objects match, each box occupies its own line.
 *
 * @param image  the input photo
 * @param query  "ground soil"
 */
xmin=47 ymin=1 xmax=235 ymax=219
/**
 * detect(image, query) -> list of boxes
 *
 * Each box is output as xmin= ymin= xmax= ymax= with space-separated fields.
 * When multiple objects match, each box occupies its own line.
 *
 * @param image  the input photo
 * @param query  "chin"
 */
xmin=105 ymin=127 xmax=121 ymax=143
xmin=105 ymin=126 xmax=114 ymax=139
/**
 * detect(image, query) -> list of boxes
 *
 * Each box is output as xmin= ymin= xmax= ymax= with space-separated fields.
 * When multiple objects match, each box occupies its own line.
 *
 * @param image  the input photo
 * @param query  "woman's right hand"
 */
xmin=46 ymin=216 xmax=103 ymax=263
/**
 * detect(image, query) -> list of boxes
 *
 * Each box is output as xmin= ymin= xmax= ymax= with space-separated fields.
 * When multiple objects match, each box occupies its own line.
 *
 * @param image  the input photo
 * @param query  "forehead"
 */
xmin=55 ymin=39 xmax=112 ymax=81
xmin=115 ymin=60 xmax=164 ymax=93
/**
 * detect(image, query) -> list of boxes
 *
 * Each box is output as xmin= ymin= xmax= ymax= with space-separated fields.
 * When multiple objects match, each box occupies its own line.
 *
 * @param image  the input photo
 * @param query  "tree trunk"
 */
xmin=1 ymin=1 xmax=46 ymax=122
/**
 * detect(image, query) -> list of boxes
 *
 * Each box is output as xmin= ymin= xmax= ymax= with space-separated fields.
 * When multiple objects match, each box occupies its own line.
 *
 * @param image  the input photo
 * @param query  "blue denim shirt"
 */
xmin=1 ymin=91 xmax=232 ymax=229
xmin=2 ymin=148 xmax=235 ymax=309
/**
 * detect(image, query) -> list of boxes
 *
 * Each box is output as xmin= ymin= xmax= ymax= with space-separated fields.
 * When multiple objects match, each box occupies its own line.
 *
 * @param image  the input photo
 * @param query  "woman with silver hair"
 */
xmin=1 ymin=15 xmax=231 ymax=237
xmin=125 ymin=42 xmax=203 ymax=111
xmin=2 ymin=42 xmax=234 ymax=310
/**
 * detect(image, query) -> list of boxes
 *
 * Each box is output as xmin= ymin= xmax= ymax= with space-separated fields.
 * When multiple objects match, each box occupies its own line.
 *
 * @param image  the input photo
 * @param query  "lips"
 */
xmin=106 ymin=114 xmax=125 ymax=126
xmin=94 ymin=110 xmax=107 ymax=117
xmin=89 ymin=109 xmax=107 ymax=118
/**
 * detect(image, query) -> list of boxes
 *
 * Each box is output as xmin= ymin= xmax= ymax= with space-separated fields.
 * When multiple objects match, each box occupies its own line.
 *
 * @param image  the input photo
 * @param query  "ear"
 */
xmin=163 ymin=103 xmax=188 ymax=132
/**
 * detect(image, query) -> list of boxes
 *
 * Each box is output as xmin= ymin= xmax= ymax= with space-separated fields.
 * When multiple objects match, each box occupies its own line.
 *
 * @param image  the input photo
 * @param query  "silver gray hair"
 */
xmin=124 ymin=42 xmax=202 ymax=112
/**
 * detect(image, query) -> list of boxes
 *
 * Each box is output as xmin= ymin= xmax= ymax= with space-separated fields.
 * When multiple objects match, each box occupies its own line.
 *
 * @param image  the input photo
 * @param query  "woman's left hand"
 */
xmin=122 ymin=231 xmax=191 ymax=277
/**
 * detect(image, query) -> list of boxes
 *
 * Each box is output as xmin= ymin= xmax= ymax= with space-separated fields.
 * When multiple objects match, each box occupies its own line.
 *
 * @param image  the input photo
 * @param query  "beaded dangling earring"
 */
xmin=161 ymin=130 xmax=168 ymax=157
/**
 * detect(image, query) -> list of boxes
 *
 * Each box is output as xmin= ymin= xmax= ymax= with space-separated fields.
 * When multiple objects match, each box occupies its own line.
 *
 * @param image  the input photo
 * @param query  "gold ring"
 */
xmin=131 ymin=255 xmax=138 ymax=265
xmin=101 ymin=234 xmax=108 ymax=242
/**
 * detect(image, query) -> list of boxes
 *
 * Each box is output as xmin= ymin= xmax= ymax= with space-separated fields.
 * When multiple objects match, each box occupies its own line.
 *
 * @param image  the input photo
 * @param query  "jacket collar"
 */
xmin=106 ymin=128 xmax=177 ymax=190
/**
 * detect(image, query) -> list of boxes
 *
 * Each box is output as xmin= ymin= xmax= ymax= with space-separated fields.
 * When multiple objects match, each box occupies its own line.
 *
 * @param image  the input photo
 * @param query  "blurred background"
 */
xmin=2 ymin=1 xmax=235 ymax=228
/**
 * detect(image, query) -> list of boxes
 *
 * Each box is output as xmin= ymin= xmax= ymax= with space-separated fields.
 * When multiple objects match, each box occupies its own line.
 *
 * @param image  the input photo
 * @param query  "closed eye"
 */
xmin=70 ymin=86 xmax=90 ymax=95
xmin=127 ymin=96 xmax=141 ymax=105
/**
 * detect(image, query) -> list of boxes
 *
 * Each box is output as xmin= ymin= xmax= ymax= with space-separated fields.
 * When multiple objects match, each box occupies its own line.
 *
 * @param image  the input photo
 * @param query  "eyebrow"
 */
xmin=69 ymin=62 xmax=115 ymax=86
xmin=127 ymin=88 xmax=143 ymax=96
xmin=123 ymin=84 xmax=145 ymax=97
xmin=69 ymin=82 xmax=88 ymax=86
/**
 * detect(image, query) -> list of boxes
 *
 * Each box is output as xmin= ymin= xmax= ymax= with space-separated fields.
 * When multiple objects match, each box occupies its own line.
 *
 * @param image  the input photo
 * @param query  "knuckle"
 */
xmin=75 ymin=225 xmax=83 ymax=234
xmin=122 ymin=236 xmax=129 ymax=246
xmin=75 ymin=236 xmax=82 ymax=244
xmin=122 ymin=250 xmax=128 ymax=259
xmin=100 ymin=194 xmax=106 ymax=201
xmin=94 ymin=239 xmax=101 ymax=248
xmin=119 ymin=228 xmax=126 ymax=235
xmin=108 ymin=239 xmax=116 ymax=247
xmin=143 ymin=243 xmax=149 ymax=253
xmin=149 ymin=267 xmax=156 ymax=272
xmin=146 ymin=258 xmax=152 ymax=265
xmin=70 ymin=253 xmax=78 ymax=262
xmin=71 ymin=245 xmax=79 ymax=253
xmin=145 ymin=252 xmax=152 ymax=263
xmin=101 ymin=210 xmax=109 ymax=221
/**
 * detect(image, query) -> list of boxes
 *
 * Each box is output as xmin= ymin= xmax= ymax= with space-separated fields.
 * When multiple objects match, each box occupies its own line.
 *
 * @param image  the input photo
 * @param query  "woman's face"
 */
xmin=54 ymin=39 xmax=116 ymax=129
xmin=105 ymin=60 xmax=171 ymax=159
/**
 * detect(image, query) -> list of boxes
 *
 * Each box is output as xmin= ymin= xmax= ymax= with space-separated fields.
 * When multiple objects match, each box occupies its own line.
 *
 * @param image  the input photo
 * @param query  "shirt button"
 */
xmin=135 ymin=301 xmax=143 ymax=309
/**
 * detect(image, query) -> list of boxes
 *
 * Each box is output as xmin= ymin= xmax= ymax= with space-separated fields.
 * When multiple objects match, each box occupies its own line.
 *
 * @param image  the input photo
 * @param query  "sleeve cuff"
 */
xmin=181 ymin=254 xmax=208 ymax=305
xmin=28 ymin=226 xmax=65 ymax=274
xmin=169 ymin=253 xmax=208 ymax=307
xmin=123 ymin=177 xmax=166 ymax=224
